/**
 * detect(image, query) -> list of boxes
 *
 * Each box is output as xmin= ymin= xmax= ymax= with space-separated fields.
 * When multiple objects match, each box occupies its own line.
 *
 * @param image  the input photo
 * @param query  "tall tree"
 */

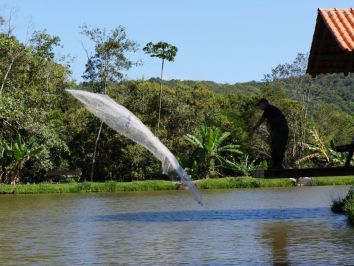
xmin=28 ymin=30 xmax=61 ymax=89
xmin=143 ymin=41 xmax=177 ymax=134
xmin=80 ymin=25 xmax=139 ymax=181
xmin=0 ymin=34 xmax=27 ymax=94
xmin=263 ymin=53 xmax=312 ymax=166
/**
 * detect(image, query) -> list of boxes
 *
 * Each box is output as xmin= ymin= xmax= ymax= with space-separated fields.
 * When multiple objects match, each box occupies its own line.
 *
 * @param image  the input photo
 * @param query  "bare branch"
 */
xmin=3 ymin=7 xmax=18 ymax=37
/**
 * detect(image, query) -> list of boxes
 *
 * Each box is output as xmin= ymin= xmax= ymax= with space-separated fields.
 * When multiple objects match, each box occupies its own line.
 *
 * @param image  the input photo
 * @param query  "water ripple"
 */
xmin=90 ymin=207 xmax=331 ymax=223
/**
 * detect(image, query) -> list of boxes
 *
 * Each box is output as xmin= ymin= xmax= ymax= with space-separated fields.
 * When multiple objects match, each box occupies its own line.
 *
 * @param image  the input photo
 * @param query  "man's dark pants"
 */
xmin=270 ymin=128 xmax=289 ymax=169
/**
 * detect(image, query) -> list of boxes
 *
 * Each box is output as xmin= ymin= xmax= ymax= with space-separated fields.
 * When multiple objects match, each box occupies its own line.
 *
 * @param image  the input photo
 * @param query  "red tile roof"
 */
xmin=307 ymin=8 xmax=354 ymax=76
xmin=319 ymin=8 xmax=354 ymax=52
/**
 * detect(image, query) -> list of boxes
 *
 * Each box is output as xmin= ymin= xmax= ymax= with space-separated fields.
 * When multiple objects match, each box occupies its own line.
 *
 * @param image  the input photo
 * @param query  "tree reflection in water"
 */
xmin=261 ymin=222 xmax=291 ymax=266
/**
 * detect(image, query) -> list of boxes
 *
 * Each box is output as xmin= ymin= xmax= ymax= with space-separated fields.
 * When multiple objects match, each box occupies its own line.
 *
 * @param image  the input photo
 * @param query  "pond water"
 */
xmin=0 ymin=186 xmax=353 ymax=265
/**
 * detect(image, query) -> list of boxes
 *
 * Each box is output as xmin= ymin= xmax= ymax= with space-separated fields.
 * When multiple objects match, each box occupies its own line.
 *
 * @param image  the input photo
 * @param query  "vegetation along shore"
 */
xmin=332 ymin=186 xmax=354 ymax=224
xmin=0 ymin=176 xmax=353 ymax=194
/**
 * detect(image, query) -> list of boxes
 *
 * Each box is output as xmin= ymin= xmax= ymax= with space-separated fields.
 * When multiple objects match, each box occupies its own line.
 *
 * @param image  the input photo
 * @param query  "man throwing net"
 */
xmin=251 ymin=98 xmax=289 ymax=170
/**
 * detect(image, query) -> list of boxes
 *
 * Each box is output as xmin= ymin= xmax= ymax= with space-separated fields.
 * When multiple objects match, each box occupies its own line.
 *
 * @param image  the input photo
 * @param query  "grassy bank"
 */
xmin=331 ymin=186 xmax=354 ymax=224
xmin=0 ymin=180 xmax=179 ymax=194
xmin=197 ymin=176 xmax=354 ymax=189
xmin=0 ymin=176 xmax=354 ymax=194
xmin=196 ymin=177 xmax=292 ymax=189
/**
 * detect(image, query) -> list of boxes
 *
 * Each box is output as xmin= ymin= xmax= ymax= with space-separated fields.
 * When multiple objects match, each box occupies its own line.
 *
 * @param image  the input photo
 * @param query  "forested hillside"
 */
xmin=154 ymin=72 xmax=354 ymax=115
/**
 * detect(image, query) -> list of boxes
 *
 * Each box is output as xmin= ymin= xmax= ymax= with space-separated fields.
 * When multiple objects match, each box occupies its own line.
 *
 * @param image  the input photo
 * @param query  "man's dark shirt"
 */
xmin=262 ymin=104 xmax=288 ymax=133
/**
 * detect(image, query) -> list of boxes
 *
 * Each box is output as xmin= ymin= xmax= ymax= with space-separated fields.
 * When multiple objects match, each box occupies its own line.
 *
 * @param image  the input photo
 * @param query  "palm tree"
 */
xmin=184 ymin=125 xmax=243 ymax=178
xmin=143 ymin=41 xmax=177 ymax=134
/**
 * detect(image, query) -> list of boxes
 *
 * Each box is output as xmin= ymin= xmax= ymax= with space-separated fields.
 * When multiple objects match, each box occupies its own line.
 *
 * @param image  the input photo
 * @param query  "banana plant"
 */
xmin=184 ymin=125 xmax=243 ymax=178
xmin=0 ymin=134 xmax=42 ymax=184
xmin=0 ymin=140 xmax=12 ymax=182
xmin=223 ymin=155 xmax=268 ymax=177
xmin=328 ymin=140 xmax=350 ymax=166
xmin=296 ymin=128 xmax=350 ymax=167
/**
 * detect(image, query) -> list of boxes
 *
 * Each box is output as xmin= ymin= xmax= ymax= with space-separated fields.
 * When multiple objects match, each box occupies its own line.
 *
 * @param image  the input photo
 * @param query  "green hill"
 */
xmin=149 ymin=72 xmax=354 ymax=115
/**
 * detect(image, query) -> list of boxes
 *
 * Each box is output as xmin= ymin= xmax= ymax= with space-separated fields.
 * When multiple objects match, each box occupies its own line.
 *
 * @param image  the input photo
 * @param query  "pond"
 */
xmin=0 ymin=186 xmax=353 ymax=265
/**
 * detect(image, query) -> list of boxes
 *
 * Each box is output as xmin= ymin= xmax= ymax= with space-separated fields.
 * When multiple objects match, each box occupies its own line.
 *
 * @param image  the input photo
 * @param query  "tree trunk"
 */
xmin=157 ymin=58 xmax=165 ymax=134
xmin=299 ymin=79 xmax=311 ymax=164
xmin=0 ymin=58 xmax=15 ymax=94
xmin=0 ymin=170 xmax=3 ymax=183
xmin=90 ymin=68 xmax=108 ymax=181
xmin=90 ymin=120 xmax=103 ymax=182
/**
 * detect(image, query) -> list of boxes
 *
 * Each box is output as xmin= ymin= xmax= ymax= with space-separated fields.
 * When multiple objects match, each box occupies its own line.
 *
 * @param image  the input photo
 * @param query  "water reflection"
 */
xmin=90 ymin=207 xmax=329 ymax=223
xmin=261 ymin=222 xmax=291 ymax=265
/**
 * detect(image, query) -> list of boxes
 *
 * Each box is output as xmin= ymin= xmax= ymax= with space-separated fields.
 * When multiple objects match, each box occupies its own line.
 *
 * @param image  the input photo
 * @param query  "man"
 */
xmin=251 ymin=98 xmax=289 ymax=169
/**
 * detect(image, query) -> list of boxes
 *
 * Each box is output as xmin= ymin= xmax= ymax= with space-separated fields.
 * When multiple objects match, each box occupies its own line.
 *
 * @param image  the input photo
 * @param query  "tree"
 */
xmin=0 ymin=25 xmax=71 ymax=182
xmin=184 ymin=125 xmax=243 ymax=178
xmin=0 ymin=34 xmax=27 ymax=94
xmin=28 ymin=30 xmax=61 ymax=89
xmin=143 ymin=41 xmax=177 ymax=133
xmin=263 ymin=53 xmax=312 ymax=161
xmin=80 ymin=25 xmax=139 ymax=181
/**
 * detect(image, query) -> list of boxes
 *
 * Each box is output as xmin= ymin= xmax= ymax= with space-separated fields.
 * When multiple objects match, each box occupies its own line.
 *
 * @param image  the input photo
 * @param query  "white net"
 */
xmin=66 ymin=89 xmax=202 ymax=204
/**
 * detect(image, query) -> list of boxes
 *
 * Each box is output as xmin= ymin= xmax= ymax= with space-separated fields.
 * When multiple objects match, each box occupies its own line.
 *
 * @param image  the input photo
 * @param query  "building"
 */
xmin=307 ymin=8 xmax=354 ymax=76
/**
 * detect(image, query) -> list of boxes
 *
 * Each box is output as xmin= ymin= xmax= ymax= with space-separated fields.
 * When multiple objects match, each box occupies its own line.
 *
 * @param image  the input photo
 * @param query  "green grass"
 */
xmin=0 ymin=180 xmax=179 ymax=194
xmin=311 ymin=176 xmax=354 ymax=186
xmin=0 ymin=176 xmax=353 ymax=194
xmin=331 ymin=186 xmax=354 ymax=224
xmin=197 ymin=176 xmax=354 ymax=190
xmin=197 ymin=177 xmax=293 ymax=189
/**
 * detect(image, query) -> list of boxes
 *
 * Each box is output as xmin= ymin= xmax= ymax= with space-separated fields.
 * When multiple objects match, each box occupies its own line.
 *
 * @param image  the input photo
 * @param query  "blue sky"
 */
xmin=1 ymin=0 xmax=353 ymax=83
